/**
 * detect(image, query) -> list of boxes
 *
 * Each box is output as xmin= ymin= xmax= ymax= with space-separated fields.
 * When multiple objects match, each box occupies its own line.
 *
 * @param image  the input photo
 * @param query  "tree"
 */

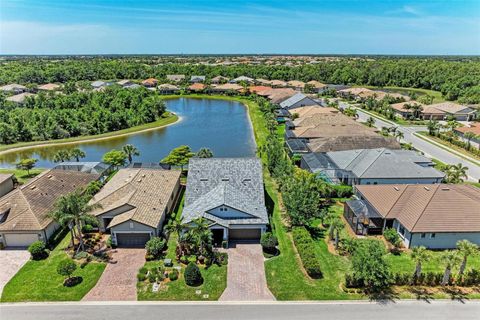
xmin=427 ymin=120 xmax=440 ymax=136
xmin=16 ymin=158 xmax=37 ymax=176
xmin=50 ymin=190 xmax=100 ymax=253
xmin=329 ymin=218 xmax=343 ymax=249
xmin=69 ymin=148 xmax=86 ymax=162
xmin=57 ymin=259 xmax=77 ymax=283
xmin=102 ymin=150 xmax=127 ymax=169
xmin=365 ymin=117 xmax=375 ymax=127
xmin=196 ymin=147 xmax=213 ymax=158
xmin=411 ymin=246 xmax=430 ymax=280
xmin=260 ymin=232 xmax=278 ymax=253
xmin=145 ymin=237 xmax=166 ymax=259
xmin=351 ymin=240 xmax=391 ymax=291
xmin=122 ymin=144 xmax=140 ymax=164
xmin=53 ymin=150 xmax=72 ymax=163
xmin=440 ymin=251 xmax=460 ymax=285
xmin=184 ymin=262 xmax=203 ymax=286
xmin=445 ymin=163 xmax=469 ymax=183
xmin=462 ymin=132 xmax=476 ymax=150
xmin=395 ymin=131 xmax=404 ymax=142
xmin=456 ymin=240 xmax=479 ymax=277
xmin=167 ymin=217 xmax=186 ymax=238
xmin=160 ymin=145 xmax=194 ymax=170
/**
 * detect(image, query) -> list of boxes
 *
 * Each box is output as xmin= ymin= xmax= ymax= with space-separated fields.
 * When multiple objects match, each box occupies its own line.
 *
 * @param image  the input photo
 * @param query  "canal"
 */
xmin=0 ymin=98 xmax=257 ymax=168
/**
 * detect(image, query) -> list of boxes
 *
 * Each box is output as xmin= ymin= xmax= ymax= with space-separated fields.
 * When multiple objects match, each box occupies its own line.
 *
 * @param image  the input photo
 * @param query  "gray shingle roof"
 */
xmin=279 ymin=93 xmax=317 ymax=109
xmin=182 ymin=158 xmax=268 ymax=227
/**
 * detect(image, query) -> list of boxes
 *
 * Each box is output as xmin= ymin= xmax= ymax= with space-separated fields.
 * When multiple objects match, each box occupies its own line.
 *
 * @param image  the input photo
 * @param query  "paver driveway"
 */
xmin=83 ymin=248 xmax=145 ymax=301
xmin=219 ymin=243 xmax=275 ymax=301
xmin=0 ymin=250 xmax=30 ymax=297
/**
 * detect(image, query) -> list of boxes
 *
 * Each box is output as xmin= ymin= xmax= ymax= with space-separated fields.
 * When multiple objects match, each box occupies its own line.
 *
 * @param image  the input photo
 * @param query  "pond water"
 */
xmin=0 ymin=98 xmax=257 ymax=168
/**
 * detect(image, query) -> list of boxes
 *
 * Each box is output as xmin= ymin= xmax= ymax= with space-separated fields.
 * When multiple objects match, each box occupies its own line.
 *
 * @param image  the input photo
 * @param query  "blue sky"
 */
xmin=1 ymin=0 xmax=479 ymax=55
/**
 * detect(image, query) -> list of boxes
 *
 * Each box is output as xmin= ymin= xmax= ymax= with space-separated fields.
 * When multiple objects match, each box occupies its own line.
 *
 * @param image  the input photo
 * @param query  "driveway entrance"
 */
xmin=0 ymin=250 xmax=30 ymax=297
xmin=219 ymin=243 xmax=275 ymax=301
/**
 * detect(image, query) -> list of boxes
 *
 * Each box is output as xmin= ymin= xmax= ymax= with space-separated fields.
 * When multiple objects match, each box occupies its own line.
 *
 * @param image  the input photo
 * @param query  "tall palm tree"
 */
xmin=122 ymin=144 xmax=140 ymax=164
xmin=196 ymin=148 xmax=214 ymax=158
xmin=167 ymin=217 xmax=185 ymax=238
xmin=52 ymin=150 xmax=72 ymax=163
xmin=411 ymin=246 xmax=430 ymax=279
xmin=440 ymin=251 xmax=461 ymax=286
xmin=427 ymin=120 xmax=440 ymax=136
xmin=462 ymin=132 xmax=476 ymax=150
xmin=365 ymin=116 xmax=375 ymax=127
xmin=446 ymin=163 xmax=469 ymax=183
xmin=50 ymin=190 xmax=100 ymax=254
xmin=395 ymin=131 xmax=404 ymax=142
xmin=69 ymin=148 xmax=86 ymax=162
xmin=456 ymin=240 xmax=479 ymax=277
xmin=329 ymin=218 xmax=343 ymax=249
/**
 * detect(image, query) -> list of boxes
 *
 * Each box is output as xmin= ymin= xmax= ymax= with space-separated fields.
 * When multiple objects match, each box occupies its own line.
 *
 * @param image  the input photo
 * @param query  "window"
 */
xmin=130 ymin=222 xmax=134 ymax=229
xmin=399 ymin=226 xmax=405 ymax=236
xmin=421 ymin=233 xmax=426 ymax=238
xmin=373 ymin=182 xmax=378 ymax=185
xmin=430 ymin=233 xmax=436 ymax=238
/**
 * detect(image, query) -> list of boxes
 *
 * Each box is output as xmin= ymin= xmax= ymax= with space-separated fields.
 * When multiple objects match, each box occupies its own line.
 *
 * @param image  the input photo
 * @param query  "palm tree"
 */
xmin=167 ymin=217 xmax=185 ymax=238
xmin=329 ymin=218 xmax=343 ymax=250
xmin=122 ymin=144 xmax=140 ymax=164
xmin=462 ymin=132 xmax=476 ymax=150
xmin=395 ymin=131 xmax=404 ymax=142
xmin=52 ymin=150 xmax=72 ymax=163
xmin=69 ymin=148 xmax=86 ymax=162
xmin=447 ymin=120 xmax=460 ymax=132
xmin=446 ymin=163 xmax=469 ymax=183
xmin=196 ymin=147 xmax=214 ymax=158
xmin=365 ymin=116 xmax=375 ymax=127
xmin=411 ymin=246 xmax=430 ymax=279
xmin=410 ymin=103 xmax=423 ymax=119
xmin=50 ymin=190 xmax=100 ymax=254
xmin=440 ymin=251 xmax=461 ymax=286
xmin=456 ymin=240 xmax=479 ymax=277
xmin=427 ymin=120 xmax=440 ymax=136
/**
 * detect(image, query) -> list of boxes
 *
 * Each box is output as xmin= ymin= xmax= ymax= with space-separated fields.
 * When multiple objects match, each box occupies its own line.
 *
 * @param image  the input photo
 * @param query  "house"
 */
xmin=166 ymin=74 xmax=185 ymax=83
xmin=306 ymin=80 xmax=327 ymax=92
xmin=288 ymin=105 xmax=339 ymax=118
xmin=259 ymin=88 xmax=296 ymax=104
xmin=116 ymin=80 xmax=134 ymax=87
xmin=142 ymin=78 xmax=158 ymax=88
xmin=89 ymin=168 xmax=181 ymax=247
xmin=269 ymin=80 xmax=287 ymax=88
xmin=345 ymin=184 xmax=480 ymax=249
xmin=181 ymin=158 xmax=268 ymax=244
xmin=230 ymin=76 xmax=255 ymax=84
xmin=426 ymin=102 xmax=476 ymax=121
xmin=255 ymin=79 xmax=272 ymax=86
xmin=279 ymin=93 xmax=318 ymax=109
xmin=0 ymin=84 xmax=27 ymax=94
xmin=390 ymin=101 xmax=425 ymax=119
xmin=190 ymin=76 xmax=206 ymax=83
xmin=158 ymin=84 xmax=180 ymax=94
xmin=455 ymin=124 xmax=480 ymax=149
xmin=0 ymin=174 xmax=14 ymax=198
xmin=287 ymin=80 xmax=305 ymax=90
xmin=37 ymin=83 xmax=61 ymax=91
xmin=301 ymin=148 xmax=444 ymax=185
xmin=248 ymin=86 xmax=272 ymax=95
xmin=91 ymin=81 xmax=108 ymax=89
xmin=6 ymin=92 xmax=36 ymax=104
xmin=211 ymin=76 xmax=229 ymax=84
xmin=124 ymin=83 xmax=142 ymax=90
xmin=0 ymin=168 xmax=100 ymax=248
xmin=211 ymin=83 xmax=243 ymax=93
xmin=188 ymin=83 xmax=206 ymax=92
xmin=52 ymin=162 xmax=112 ymax=177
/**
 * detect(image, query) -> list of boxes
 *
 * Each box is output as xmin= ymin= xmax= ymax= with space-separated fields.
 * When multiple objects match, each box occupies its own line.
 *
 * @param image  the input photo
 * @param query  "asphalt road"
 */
xmin=1 ymin=301 xmax=479 ymax=320
xmin=355 ymin=109 xmax=480 ymax=181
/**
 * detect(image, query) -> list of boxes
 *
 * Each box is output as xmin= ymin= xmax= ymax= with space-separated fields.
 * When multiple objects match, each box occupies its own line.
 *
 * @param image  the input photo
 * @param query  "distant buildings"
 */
xmin=0 ymin=84 xmax=27 ymax=94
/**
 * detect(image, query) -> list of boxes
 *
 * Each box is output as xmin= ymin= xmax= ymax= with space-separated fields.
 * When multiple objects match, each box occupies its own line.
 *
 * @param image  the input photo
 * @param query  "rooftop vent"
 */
xmin=441 ymin=187 xmax=450 ymax=191
xmin=47 ymin=175 xmax=53 ymax=179
xmin=424 ymin=186 xmax=430 ymax=191
xmin=30 ymin=185 xmax=36 ymax=190
xmin=221 ymin=178 xmax=229 ymax=181
xmin=200 ymin=178 xmax=208 ymax=181
xmin=393 ymin=186 xmax=399 ymax=191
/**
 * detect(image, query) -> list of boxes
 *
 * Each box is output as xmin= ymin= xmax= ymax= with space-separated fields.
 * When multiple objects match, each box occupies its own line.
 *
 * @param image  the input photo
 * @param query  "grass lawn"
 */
xmin=1 ymin=234 xmax=106 ymax=302
xmin=0 ymin=168 xmax=44 ymax=184
xmin=417 ymin=132 xmax=480 ymax=163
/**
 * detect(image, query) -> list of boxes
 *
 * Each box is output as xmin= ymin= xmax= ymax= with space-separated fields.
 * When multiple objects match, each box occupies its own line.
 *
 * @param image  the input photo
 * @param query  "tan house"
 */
xmin=89 ymin=168 xmax=181 ymax=247
xmin=188 ymin=83 xmax=206 ymax=92
xmin=211 ymin=83 xmax=243 ymax=93
xmin=287 ymin=80 xmax=306 ymax=90
xmin=158 ymin=84 xmax=180 ymax=94
xmin=211 ymin=76 xmax=229 ymax=84
xmin=0 ymin=174 xmax=14 ymax=198
xmin=37 ymin=83 xmax=61 ymax=91
xmin=6 ymin=92 xmax=36 ymax=104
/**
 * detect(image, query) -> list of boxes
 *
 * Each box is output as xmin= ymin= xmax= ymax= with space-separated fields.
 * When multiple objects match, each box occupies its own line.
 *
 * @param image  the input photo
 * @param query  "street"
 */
xmin=355 ymin=109 xmax=480 ymax=181
xmin=1 ymin=301 xmax=479 ymax=320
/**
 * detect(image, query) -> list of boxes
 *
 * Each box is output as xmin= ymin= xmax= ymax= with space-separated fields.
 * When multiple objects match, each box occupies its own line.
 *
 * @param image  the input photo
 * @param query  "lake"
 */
xmin=0 ymin=98 xmax=257 ymax=168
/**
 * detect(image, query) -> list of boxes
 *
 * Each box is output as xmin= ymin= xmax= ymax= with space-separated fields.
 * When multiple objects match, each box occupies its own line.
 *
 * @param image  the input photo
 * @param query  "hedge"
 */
xmin=291 ymin=227 xmax=323 ymax=278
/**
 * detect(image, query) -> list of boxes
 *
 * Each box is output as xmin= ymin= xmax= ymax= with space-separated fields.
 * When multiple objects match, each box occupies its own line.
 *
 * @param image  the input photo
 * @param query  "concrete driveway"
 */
xmin=219 ymin=243 xmax=275 ymax=301
xmin=0 ymin=250 xmax=30 ymax=297
xmin=83 ymin=248 xmax=145 ymax=301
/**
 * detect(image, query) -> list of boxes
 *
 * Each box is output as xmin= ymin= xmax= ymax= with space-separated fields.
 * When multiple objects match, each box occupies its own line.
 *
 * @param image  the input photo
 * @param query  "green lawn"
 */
xmin=1 ymin=235 xmax=106 ymax=302
xmin=0 ymin=168 xmax=44 ymax=184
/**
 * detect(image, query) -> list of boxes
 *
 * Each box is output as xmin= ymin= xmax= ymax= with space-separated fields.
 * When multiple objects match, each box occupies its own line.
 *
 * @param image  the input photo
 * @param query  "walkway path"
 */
xmin=219 ymin=243 xmax=275 ymax=301
xmin=355 ymin=109 xmax=480 ymax=181
xmin=83 ymin=249 xmax=145 ymax=301
xmin=0 ymin=250 xmax=30 ymax=297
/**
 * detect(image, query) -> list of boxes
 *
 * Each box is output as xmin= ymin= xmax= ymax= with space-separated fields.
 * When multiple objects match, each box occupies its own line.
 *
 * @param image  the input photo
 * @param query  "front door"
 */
xmin=212 ymin=229 xmax=224 ymax=247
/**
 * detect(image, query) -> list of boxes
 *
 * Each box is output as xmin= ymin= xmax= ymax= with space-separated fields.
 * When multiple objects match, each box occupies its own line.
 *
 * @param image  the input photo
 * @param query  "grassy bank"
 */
xmin=0 ymin=113 xmax=178 ymax=154
xmin=1 ymin=235 xmax=106 ymax=302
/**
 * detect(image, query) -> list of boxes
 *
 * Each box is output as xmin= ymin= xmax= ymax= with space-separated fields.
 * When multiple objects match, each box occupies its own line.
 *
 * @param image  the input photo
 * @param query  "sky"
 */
xmin=0 ymin=0 xmax=479 ymax=55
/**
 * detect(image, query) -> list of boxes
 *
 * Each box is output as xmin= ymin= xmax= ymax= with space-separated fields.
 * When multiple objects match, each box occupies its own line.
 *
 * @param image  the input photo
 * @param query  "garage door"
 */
xmin=116 ymin=233 xmax=151 ymax=247
xmin=4 ymin=233 xmax=39 ymax=247
xmin=229 ymin=229 xmax=261 ymax=241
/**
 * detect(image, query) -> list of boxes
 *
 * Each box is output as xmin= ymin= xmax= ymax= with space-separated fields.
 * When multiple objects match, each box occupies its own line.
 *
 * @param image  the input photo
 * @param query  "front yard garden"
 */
xmin=1 ymin=233 xmax=106 ymax=302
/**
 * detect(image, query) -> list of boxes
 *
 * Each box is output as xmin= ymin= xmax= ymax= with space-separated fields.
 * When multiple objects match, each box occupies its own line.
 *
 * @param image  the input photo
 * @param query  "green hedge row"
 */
xmin=291 ymin=227 xmax=323 ymax=279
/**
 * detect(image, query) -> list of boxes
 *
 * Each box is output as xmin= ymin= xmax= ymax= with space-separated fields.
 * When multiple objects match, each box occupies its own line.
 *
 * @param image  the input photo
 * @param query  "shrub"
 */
xmin=184 ymin=262 xmax=203 ymax=286
xmin=260 ymin=232 xmax=278 ymax=253
xmin=291 ymin=227 xmax=322 ymax=278
xmin=169 ymin=269 xmax=179 ymax=281
xmin=137 ymin=273 xmax=146 ymax=282
xmin=329 ymin=185 xmax=353 ymax=198
xmin=139 ymin=267 xmax=148 ymax=275
xmin=28 ymin=241 xmax=48 ymax=260
xmin=187 ymin=255 xmax=197 ymax=264
xmin=81 ymin=224 xmax=94 ymax=233
xmin=148 ymin=272 xmax=157 ymax=283
xmin=384 ymin=228 xmax=402 ymax=248
xmin=57 ymin=259 xmax=77 ymax=283
xmin=145 ymin=237 xmax=166 ymax=259
xmin=393 ymin=273 xmax=412 ymax=286
xmin=351 ymin=239 xmax=391 ymax=290
xmin=460 ymin=269 xmax=480 ymax=286
xmin=214 ymin=252 xmax=228 ymax=266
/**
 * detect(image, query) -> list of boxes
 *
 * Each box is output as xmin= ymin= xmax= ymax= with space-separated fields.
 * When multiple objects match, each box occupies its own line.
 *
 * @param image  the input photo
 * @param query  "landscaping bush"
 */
xmin=28 ymin=241 xmax=48 ymax=260
xmin=184 ymin=262 xmax=203 ymax=286
xmin=291 ymin=227 xmax=323 ymax=278
xmin=187 ymin=255 xmax=197 ymax=264
xmin=393 ymin=273 xmax=412 ymax=286
xmin=145 ymin=237 xmax=166 ymax=259
xmin=383 ymin=228 xmax=402 ymax=248
xmin=329 ymin=184 xmax=353 ymax=198
xmin=81 ymin=224 xmax=94 ymax=233
xmin=459 ymin=269 xmax=480 ymax=286
xmin=137 ymin=273 xmax=146 ymax=282
xmin=169 ymin=269 xmax=179 ymax=281
xmin=260 ymin=232 xmax=278 ymax=253
xmin=57 ymin=259 xmax=78 ymax=286
xmin=213 ymin=252 xmax=228 ymax=266
xmin=148 ymin=272 xmax=157 ymax=283
xmin=350 ymin=239 xmax=391 ymax=290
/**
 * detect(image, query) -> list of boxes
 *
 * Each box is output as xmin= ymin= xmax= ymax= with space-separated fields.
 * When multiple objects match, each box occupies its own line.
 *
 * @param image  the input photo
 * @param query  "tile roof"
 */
xmin=0 ymin=84 xmax=26 ymax=92
xmin=211 ymin=83 xmax=243 ymax=91
xmin=231 ymin=76 xmax=254 ymax=83
xmin=37 ymin=83 xmax=61 ymax=91
xmin=307 ymin=135 xmax=401 ymax=153
xmin=455 ymin=124 xmax=480 ymax=136
xmin=142 ymin=78 xmax=158 ymax=86
xmin=6 ymin=92 xmax=36 ymax=104
xmin=90 ymin=168 xmax=180 ymax=228
xmin=306 ymin=80 xmax=326 ymax=89
xmin=355 ymin=184 xmax=480 ymax=233
xmin=188 ymin=83 xmax=206 ymax=91
xmin=0 ymin=170 xmax=99 ymax=231
xmin=427 ymin=102 xmax=475 ymax=115
xmin=279 ymin=93 xmax=318 ymax=109
xmin=166 ymin=74 xmax=185 ymax=81
xmin=182 ymin=158 xmax=268 ymax=227
xmin=390 ymin=101 xmax=424 ymax=113
xmin=287 ymin=80 xmax=305 ymax=88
